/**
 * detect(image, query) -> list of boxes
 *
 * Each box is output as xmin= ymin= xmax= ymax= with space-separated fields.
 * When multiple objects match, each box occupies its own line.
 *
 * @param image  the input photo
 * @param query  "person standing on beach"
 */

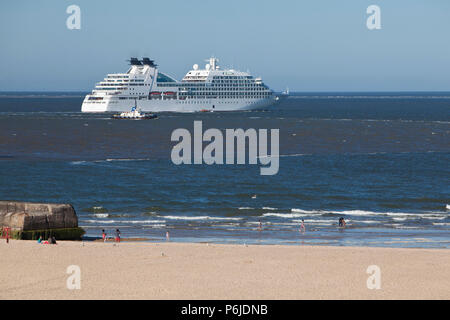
xmin=115 ymin=229 xmax=121 ymax=242
xmin=102 ymin=229 xmax=106 ymax=242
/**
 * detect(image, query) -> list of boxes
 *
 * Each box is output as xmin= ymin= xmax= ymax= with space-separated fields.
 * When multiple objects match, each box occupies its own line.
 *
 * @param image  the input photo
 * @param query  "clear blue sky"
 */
xmin=1 ymin=0 xmax=449 ymax=92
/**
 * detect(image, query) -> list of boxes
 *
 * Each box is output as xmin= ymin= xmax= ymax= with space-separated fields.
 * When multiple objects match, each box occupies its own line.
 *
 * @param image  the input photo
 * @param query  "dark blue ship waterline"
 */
xmin=0 ymin=92 xmax=449 ymax=248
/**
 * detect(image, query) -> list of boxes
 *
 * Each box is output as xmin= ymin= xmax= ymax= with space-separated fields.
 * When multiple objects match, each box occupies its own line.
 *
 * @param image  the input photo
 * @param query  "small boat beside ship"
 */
xmin=112 ymin=100 xmax=157 ymax=120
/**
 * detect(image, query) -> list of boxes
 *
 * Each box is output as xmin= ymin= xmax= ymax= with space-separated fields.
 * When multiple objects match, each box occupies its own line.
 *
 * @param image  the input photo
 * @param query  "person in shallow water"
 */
xmin=339 ymin=217 xmax=346 ymax=227
xmin=300 ymin=219 xmax=306 ymax=233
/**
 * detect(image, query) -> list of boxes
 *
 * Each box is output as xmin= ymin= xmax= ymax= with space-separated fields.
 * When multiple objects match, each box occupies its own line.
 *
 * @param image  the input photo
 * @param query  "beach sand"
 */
xmin=0 ymin=240 xmax=449 ymax=300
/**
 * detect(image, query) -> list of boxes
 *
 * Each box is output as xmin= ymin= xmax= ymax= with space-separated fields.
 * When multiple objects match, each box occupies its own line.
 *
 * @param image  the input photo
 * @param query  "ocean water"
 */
xmin=0 ymin=92 xmax=449 ymax=248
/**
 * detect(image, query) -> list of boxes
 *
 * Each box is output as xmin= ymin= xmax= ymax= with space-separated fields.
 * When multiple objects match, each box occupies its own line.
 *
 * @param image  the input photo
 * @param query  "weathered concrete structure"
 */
xmin=0 ymin=201 xmax=84 ymax=240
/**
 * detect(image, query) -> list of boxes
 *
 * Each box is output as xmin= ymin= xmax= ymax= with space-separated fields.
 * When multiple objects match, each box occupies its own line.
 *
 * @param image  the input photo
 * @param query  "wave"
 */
xmin=82 ymin=219 xmax=165 ymax=224
xmin=82 ymin=220 xmax=116 ymax=224
xmin=291 ymin=208 xmax=322 ymax=214
xmin=105 ymin=158 xmax=151 ymax=162
xmin=159 ymin=215 xmax=243 ymax=221
xmin=70 ymin=161 xmax=87 ymax=165
xmin=93 ymin=213 xmax=109 ymax=218
xmin=263 ymin=212 xmax=318 ymax=218
xmin=70 ymin=158 xmax=152 ymax=165
xmin=82 ymin=206 xmax=108 ymax=213
xmin=141 ymin=224 xmax=166 ymax=228
xmin=237 ymin=207 xmax=278 ymax=211
xmin=288 ymin=208 xmax=449 ymax=219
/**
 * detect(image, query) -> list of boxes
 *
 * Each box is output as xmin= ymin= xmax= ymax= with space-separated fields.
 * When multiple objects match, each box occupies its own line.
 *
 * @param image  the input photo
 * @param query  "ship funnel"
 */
xmin=141 ymin=57 xmax=157 ymax=67
xmin=129 ymin=58 xmax=142 ymax=66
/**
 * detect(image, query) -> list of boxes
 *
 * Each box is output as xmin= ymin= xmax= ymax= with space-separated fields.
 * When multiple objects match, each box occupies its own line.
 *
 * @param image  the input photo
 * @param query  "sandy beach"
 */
xmin=0 ymin=240 xmax=449 ymax=300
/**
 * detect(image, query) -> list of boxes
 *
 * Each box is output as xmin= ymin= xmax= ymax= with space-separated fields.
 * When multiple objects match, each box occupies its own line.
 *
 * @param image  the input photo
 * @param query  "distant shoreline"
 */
xmin=0 ymin=92 xmax=88 ymax=98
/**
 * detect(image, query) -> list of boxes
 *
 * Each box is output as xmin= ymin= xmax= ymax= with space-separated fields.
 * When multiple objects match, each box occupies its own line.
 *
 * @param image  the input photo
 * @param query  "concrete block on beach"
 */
xmin=0 ymin=201 xmax=84 ymax=240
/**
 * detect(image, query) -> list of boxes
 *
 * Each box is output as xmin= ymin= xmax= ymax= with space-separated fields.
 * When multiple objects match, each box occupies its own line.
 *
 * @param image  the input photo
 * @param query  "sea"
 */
xmin=0 ymin=92 xmax=449 ymax=248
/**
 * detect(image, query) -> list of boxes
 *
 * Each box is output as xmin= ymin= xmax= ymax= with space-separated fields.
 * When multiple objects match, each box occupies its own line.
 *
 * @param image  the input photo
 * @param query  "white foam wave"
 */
xmin=70 ymin=158 xmax=151 ymax=165
xmin=392 ymin=217 xmax=408 ymax=221
xmin=262 ymin=207 xmax=277 ymax=210
xmin=128 ymin=220 xmax=166 ymax=224
xmin=161 ymin=215 xmax=242 ymax=221
xmin=286 ymin=208 xmax=449 ymax=219
xmin=82 ymin=219 xmax=165 ymax=224
xmin=291 ymin=208 xmax=324 ymax=214
xmin=264 ymin=213 xmax=314 ymax=218
xmin=393 ymin=226 xmax=420 ymax=229
xmin=70 ymin=161 xmax=86 ymax=165
xmin=420 ymin=215 xmax=446 ymax=220
xmin=293 ymin=219 xmax=339 ymax=223
xmin=83 ymin=220 xmax=116 ymax=224
xmin=105 ymin=158 xmax=151 ymax=162
xmin=93 ymin=213 xmax=109 ymax=218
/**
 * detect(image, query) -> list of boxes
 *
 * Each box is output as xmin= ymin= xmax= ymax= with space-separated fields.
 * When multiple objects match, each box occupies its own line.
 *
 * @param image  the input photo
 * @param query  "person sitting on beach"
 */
xmin=115 ymin=229 xmax=121 ymax=242
xmin=339 ymin=217 xmax=346 ymax=227
xmin=50 ymin=235 xmax=57 ymax=245
xmin=37 ymin=236 xmax=42 ymax=244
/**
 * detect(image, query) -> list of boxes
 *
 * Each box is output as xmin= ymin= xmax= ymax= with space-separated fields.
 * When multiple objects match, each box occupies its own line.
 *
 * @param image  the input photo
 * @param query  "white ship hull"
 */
xmin=82 ymin=97 xmax=277 ymax=113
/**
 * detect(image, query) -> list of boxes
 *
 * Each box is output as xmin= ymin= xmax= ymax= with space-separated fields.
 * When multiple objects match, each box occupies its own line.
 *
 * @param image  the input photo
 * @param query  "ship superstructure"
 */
xmin=81 ymin=57 xmax=277 ymax=112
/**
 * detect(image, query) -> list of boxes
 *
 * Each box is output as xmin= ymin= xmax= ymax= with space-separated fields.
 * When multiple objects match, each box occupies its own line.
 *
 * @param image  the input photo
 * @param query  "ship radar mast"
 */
xmin=206 ymin=57 xmax=219 ymax=70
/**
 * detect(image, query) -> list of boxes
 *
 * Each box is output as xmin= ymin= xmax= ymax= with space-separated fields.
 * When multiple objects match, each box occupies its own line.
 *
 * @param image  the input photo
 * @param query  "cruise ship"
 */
xmin=81 ymin=57 xmax=278 ymax=112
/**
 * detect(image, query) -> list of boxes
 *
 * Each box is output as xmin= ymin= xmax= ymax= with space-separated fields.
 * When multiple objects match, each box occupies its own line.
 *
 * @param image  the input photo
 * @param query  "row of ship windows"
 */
xmin=96 ymin=87 xmax=269 ymax=92
xmin=157 ymin=82 xmax=265 ymax=87
xmin=211 ymin=80 xmax=257 ymax=84
xmin=189 ymin=86 xmax=269 ymax=90
xmin=104 ymin=79 xmax=144 ymax=82
xmin=97 ymin=86 xmax=268 ymax=90
xmin=152 ymin=94 xmax=271 ymax=100
xmin=212 ymin=76 xmax=253 ymax=80
xmin=110 ymin=95 xmax=270 ymax=100
xmin=97 ymin=84 xmax=150 ymax=87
